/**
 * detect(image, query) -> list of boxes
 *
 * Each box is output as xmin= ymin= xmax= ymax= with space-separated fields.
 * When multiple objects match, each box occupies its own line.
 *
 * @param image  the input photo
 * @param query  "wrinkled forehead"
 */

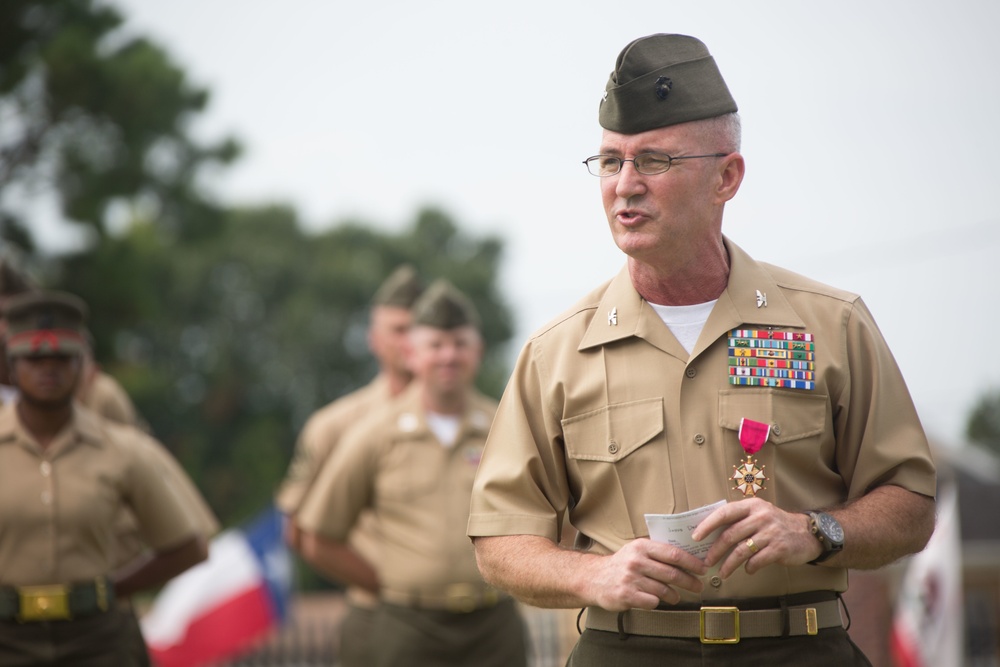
xmin=599 ymin=121 xmax=702 ymax=155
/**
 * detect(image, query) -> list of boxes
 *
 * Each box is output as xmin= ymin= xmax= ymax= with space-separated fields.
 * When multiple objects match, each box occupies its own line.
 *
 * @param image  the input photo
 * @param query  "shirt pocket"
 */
xmin=562 ymin=397 xmax=667 ymax=540
xmin=718 ymin=389 xmax=834 ymax=506
xmin=718 ymin=389 xmax=827 ymax=443
xmin=376 ymin=441 xmax=442 ymax=501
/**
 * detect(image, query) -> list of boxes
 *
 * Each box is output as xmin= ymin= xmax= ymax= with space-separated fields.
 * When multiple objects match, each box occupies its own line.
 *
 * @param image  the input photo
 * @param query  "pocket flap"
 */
xmin=718 ymin=389 xmax=827 ymax=444
xmin=563 ymin=397 xmax=664 ymax=462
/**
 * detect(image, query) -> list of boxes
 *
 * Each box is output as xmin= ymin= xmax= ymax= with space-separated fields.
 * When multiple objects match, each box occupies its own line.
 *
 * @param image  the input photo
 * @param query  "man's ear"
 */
xmin=716 ymin=152 xmax=745 ymax=203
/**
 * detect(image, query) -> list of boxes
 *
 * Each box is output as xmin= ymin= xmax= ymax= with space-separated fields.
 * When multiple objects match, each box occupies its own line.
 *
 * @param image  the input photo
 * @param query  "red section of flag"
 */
xmin=148 ymin=585 xmax=273 ymax=667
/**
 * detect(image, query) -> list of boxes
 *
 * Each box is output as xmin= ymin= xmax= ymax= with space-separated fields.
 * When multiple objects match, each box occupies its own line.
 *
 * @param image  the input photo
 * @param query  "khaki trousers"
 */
xmin=372 ymin=597 xmax=529 ymax=667
xmin=339 ymin=602 xmax=376 ymax=667
xmin=0 ymin=611 xmax=130 ymax=667
xmin=567 ymin=626 xmax=873 ymax=667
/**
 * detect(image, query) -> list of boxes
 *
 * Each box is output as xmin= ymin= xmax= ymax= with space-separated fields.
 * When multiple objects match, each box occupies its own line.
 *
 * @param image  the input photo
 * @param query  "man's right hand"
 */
xmin=473 ymin=534 xmax=707 ymax=611
xmin=585 ymin=538 xmax=707 ymax=611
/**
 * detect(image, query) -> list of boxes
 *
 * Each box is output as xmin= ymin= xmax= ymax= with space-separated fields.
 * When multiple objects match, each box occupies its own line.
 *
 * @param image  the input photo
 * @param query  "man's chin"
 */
xmin=20 ymin=395 xmax=74 ymax=411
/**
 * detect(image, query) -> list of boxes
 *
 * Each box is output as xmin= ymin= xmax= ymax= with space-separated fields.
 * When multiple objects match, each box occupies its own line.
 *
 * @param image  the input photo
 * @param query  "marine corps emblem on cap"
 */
xmin=411 ymin=280 xmax=480 ymax=330
xmin=372 ymin=264 xmax=424 ymax=309
xmin=599 ymin=34 xmax=738 ymax=134
xmin=3 ymin=290 xmax=89 ymax=357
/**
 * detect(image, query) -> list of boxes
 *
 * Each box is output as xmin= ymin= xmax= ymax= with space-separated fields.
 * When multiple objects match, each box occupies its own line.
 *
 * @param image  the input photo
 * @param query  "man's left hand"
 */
xmin=691 ymin=499 xmax=823 ymax=578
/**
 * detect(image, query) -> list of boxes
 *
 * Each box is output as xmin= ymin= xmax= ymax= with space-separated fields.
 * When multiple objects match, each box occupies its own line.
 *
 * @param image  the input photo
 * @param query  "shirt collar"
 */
xmin=72 ymin=403 xmax=109 ymax=447
xmin=580 ymin=237 xmax=806 ymax=356
xmin=0 ymin=402 xmax=106 ymax=453
xmin=393 ymin=384 xmax=493 ymax=439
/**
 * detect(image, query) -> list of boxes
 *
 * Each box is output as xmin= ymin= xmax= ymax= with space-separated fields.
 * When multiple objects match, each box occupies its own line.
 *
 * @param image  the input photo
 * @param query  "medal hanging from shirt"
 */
xmin=732 ymin=418 xmax=769 ymax=497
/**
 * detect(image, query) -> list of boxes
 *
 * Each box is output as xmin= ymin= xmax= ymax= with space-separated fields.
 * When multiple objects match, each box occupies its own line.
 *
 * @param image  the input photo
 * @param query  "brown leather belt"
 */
xmin=0 ymin=578 xmax=113 ymax=623
xmin=381 ymin=583 xmax=505 ymax=613
xmin=586 ymin=598 xmax=843 ymax=644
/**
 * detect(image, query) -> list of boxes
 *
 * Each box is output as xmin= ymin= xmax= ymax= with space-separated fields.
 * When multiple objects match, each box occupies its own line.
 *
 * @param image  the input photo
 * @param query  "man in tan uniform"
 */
xmin=469 ymin=34 xmax=936 ymax=666
xmin=297 ymin=280 xmax=529 ymax=667
xmin=275 ymin=264 xmax=422 ymax=667
xmin=0 ymin=291 xmax=209 ymax=666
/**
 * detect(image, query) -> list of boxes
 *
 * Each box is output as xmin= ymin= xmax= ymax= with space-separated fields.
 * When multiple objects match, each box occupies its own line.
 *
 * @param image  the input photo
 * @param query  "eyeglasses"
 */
xmin=582 ymin=152 xmax=729 ymax=177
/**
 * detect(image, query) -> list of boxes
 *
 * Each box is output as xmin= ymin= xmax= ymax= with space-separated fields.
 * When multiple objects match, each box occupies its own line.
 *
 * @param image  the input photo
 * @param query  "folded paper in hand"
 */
xmin=645 ymin=499 xmax=727 ymax=560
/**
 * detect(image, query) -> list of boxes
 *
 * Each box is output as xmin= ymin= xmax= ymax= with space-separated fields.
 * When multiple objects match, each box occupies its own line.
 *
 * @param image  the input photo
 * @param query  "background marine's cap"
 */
xmin=411 ymin=280 xmax=480 ymax=330
xmin=599 ymin=34 xmax=738 ymax=134
xmin=372 ymin=264 xmax=424 ymax=309
xmin=3 ymin=291 xmax=89 ymax=357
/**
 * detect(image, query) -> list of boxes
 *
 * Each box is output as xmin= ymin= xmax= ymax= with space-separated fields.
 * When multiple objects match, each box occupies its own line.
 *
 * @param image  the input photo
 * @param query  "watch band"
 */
xmin=804 ymin=511 xmax=843 ymax=565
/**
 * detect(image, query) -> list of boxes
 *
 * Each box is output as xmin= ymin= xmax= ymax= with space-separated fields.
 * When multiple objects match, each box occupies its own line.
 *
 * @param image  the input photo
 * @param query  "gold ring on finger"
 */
xmin=746 ymin=537 xmax=759 ymax=554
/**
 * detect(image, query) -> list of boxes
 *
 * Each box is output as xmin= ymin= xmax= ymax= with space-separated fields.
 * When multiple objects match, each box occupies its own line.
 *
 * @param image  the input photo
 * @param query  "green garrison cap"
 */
xmin=3 ymin=291 xmax=88 ymax=357
xmin=372 ymin=264 xmax=424 ymax=308
xmin=599 ymin=34 xmax=738 ymax=134
xmin=411 ymin=280 xmax=480 ymax=330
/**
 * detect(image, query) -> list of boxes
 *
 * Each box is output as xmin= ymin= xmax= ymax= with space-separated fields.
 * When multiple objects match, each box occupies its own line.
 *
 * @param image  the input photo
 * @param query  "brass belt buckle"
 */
xmin=444 ymin=583 xmax=479 ymax=613
xmin=700 ymin=606 xmax=740 ymax=644
xmin=17 ymin=585 xmax=72 ymax=622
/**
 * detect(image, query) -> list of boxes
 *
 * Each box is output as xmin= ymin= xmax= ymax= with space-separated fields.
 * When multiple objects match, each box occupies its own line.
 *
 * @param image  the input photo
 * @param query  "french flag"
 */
xmin=141 ymin=506 xmax=292 ymax=667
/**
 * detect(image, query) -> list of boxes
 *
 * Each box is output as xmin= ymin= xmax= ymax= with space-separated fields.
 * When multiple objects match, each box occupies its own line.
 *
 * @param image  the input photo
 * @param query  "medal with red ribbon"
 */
xmin=732 ymin=418 xmax=769 ymax=497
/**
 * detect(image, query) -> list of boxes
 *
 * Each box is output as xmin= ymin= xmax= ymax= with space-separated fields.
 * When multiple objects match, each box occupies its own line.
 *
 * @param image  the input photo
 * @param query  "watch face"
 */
xmin=819 ymin=513 xmax=844 ymax=543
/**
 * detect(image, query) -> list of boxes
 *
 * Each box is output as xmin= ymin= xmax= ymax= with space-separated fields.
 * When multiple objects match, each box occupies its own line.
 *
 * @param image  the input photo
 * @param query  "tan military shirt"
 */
xmin=276 ymin=375 xmax=393 ymax=515
xmin=298 ymin=384 xmax=497 ymax=597
xmin=77 ymin=370 xmax=145 ymax=431
xmin=468 ymin=238 xmax=936 ymax=601
xmin=72 ymin=371 xmax=219 ymax=565
xmin=276 ymin=375 xmax=394 ymax=580
xmin=112 ymin=435 xmax=220 ymax=566
xmin=0 ymin=403 xmax=203 ymax=586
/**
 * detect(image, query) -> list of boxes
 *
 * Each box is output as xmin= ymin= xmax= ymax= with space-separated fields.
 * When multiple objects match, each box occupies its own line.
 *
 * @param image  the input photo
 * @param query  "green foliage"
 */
xmin=55 ymin=206 xmax=514 ymax=526
xmin=2 ymin=0 xmax=516 ymax=535
xmin=967 ymin=388 xmax=1000 ymax=457
xmin=0 ymin=0 xmax=239 ymax=244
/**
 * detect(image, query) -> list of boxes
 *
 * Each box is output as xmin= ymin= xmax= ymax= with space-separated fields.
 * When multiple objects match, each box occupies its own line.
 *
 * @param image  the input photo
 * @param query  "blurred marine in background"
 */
xmin=0 ymin=290 xmax=210 ymax=666
xmin=0 ymin=259 xmax=219 ymax=666
xmin=297 ymin=280 xmax=529 ymax=667
xmin=275 ymin=264 xmax=422 ymax=667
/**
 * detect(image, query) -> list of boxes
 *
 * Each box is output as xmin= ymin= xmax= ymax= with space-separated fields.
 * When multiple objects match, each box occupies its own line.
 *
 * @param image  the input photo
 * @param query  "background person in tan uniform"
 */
xmin=0 ymin=263 xmax=219 ymax=666
xmin=468 ymin=34 xmax=936 ymax=667
xmin=76 ymin=338 xmax=220 ymax=667
xmin=76 ymin=342 xmax=148 ymax=431
xmin=275 ymin=264 xmax=422 ymax=667
xmin=0 ymin=291 xmax=209 ymax=666
xmin=297 ymin=280 xmax=529 ymax=667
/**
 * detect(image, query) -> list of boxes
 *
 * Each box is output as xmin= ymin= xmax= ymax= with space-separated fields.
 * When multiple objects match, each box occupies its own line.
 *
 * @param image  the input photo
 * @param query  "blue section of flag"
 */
xmin=243 ymin=505 xmax=292 ymax=622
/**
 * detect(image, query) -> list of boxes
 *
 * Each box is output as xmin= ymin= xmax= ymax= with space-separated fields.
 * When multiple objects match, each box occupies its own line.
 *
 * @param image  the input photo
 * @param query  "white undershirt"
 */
xmin=648 ymin=300 xmax=718 ymax=355
xmin=426 ymin=411 xmax=462 ymax=448
xmin=0 ymin=384 xmax=18 ymax=405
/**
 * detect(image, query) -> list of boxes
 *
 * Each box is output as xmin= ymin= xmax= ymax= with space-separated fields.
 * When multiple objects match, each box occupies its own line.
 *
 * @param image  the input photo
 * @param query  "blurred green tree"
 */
xmin=56 ymin=205 xmax=514 ymax=526
xmin=2 ymin=0 xmax=517 ymax=534
xmin=0 ymin=0 xmax=239 ymax=248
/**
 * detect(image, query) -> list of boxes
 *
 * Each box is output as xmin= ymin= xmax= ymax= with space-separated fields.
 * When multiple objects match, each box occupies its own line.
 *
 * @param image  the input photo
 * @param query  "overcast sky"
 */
xmin=90 ymin=0 xmax=999 ymax=446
